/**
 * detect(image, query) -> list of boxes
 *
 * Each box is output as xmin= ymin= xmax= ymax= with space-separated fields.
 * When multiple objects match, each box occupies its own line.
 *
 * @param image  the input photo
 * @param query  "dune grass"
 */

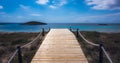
xmin=74 ymin=31 xmax=120 ymax=63
xmin=0 ymin=31 xmax=120 ymax=63
xmin=0 ymin=32 xmax=46 ymax=63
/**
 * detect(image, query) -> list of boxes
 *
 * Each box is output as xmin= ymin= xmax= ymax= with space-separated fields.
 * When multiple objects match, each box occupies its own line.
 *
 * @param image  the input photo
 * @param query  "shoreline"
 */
xmin=0 ymin=30 xmax=120 ymax=33
xmin=0 ymin=31 xmax=40 ymax=33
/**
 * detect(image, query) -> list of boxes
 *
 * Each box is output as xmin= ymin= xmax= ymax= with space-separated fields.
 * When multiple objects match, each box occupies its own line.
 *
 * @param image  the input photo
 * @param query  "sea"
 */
xmin=0 ymin=23 xmax=120 ymax=33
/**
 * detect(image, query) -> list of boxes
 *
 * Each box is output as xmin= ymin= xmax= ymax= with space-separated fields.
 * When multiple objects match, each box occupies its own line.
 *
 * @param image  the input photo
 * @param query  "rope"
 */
xmin=77 ymin=30 xmax=113 ymax=63
xmin=78 ymin=31 xmax=99 ymax=46
xmin=7 ymin=49 xmax=18 ymax=63
xmin=101 ymin=46 xmax=113 ymax=63
xmin=21 ymin=32 xmax=42 ymax=48
xmin=7 ymin=32 xmax=42 ymax=63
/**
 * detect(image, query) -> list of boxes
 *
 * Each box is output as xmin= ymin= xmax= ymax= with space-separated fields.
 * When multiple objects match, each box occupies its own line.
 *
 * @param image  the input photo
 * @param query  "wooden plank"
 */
xmin=31 ymin=29 xmax=88 ymax=63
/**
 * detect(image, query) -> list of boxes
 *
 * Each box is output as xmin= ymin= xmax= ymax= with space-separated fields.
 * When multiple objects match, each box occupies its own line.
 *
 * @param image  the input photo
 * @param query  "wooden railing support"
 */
xmin=99 ymin=44 xmax=103 ymax=63
xmin=76 ymin=29 xmax=79 ymax=38
xmin=70 ymin=27 xmax=72 ymax=31
xmin=42 ymin=28 xmax=45 ymax=36
xmin=49 ymin=27 xmax=50 ymax=32
xmin=17 ymin=46 xmax=23 ymax=63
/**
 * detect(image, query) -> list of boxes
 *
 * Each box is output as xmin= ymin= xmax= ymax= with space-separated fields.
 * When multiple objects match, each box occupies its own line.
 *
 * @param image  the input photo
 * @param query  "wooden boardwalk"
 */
xmin=31 ymin=29 xmax=88 ymax=63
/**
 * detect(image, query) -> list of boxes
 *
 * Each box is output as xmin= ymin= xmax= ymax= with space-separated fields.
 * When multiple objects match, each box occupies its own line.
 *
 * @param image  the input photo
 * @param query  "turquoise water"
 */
xmin=0 ymin=23 xmax=120 ymax=32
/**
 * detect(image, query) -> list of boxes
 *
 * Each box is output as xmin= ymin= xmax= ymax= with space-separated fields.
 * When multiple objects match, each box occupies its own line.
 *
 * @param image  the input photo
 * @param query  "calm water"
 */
xmin=0 ymin=23 xmax=120 ymax=32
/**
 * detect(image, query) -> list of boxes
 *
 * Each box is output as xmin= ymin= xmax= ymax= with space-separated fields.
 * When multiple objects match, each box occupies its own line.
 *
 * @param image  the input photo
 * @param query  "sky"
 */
xmin=0 ymin=0 xmax=120 ymax=23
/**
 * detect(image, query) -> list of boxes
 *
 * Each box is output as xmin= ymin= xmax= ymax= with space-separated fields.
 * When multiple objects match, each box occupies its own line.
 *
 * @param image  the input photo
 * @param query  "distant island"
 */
xmin=0 ymin=23 xmax=7 ymax=25
xmin=21 ymin=21 xmax=47 ymax=25
xmin=98 ymin=24 xmax=108 ymax=25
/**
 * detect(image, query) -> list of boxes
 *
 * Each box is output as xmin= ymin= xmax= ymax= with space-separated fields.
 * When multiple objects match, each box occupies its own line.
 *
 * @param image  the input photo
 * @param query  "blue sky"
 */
xmin=0 ymin=0 xmax=120 ymax=23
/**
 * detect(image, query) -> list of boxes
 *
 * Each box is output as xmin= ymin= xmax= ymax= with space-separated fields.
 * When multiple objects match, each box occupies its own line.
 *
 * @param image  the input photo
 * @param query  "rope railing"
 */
xmin=101 ymin=46 xmax=113 ymax=63
xmin=8 ymin=49 xmax=18 ymax=63
xmin=74 ymin=28 xmax=113 ymax=63
xmin=21 ymin=32 xmax=42 ymax=48
xmin=7 ymin=28 xmax=49 ymax=63
xmin=7 ymin=32 xmax=42 ymax=63
xmin=78 ymin=31 xmax=99 ymax=46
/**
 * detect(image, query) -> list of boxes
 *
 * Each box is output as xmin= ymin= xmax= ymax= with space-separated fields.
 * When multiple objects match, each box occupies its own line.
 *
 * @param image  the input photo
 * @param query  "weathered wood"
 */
xmin=31 ymin=29 xmax=88 ymax=63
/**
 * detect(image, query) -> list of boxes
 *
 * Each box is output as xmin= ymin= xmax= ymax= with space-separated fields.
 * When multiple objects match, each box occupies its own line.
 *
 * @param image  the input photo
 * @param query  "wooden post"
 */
xmin=49 ymin=27 xmax=50 ymax=32
xmin=17 ymin=46 xmax=23 ymax=63
xmin=99 ymin=44 xmax=103 ymax=63
xmin=70 ymin=27 xmax=72 ymax=31
xmin=42 ymin=28 xmax=45 ymax=36
xmin=76 ymin=29 xmax=79 ymax=38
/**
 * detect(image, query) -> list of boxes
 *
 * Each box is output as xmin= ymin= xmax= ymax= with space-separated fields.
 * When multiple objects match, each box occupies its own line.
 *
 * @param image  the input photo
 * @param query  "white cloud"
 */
xmin=0 ymin=5 xmax=3 ymax=9
xmin=80 ymin=12 xmax=120 ymax=19
xmin=59 ymin=0 xmax=67 ymax=6
xmin=49 ymin=5 xmax=57 ymax=9
xmin=85 ymin=0 xmax=120 ymax=10
xmin=35 ymin=0 xmax=67 ymax=9
xmin=76 ymin=12 xmax=120 ymax=22
xmin=0 ymin=12 xmax=6 ymax=14
xmin=20 ymin=4 xmax=29 ymax=10
xmin=30 ymin=14 xmax=41 ymax=16
xmin=49 ymin=0 xmax=67 ymax=9
xmin=17 ymin=16 xmax=24 ymax=18
xmin=36 ymin=0 xmax=49 ymax=5
xmin=1 ymin=15 xmax=12 ymax=18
